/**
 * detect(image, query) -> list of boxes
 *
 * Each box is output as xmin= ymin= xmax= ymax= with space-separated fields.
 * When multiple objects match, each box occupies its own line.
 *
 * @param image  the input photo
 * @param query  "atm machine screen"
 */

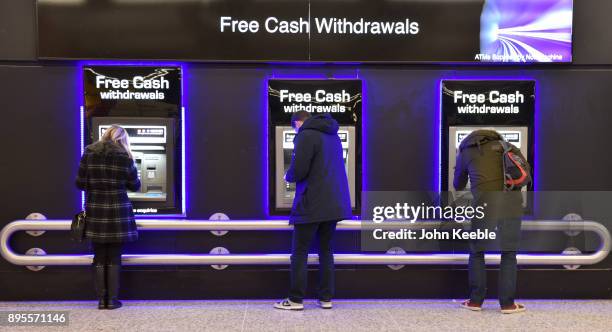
xmin=275 ymin=126 xmax=356 ymax=210
xmin=282 ymin=131 xmax=297 ymax=199
xmin=448 ymin=126 xmax=529 ymax=204
xmin=92 ymin=117 xmax=176 ymax=212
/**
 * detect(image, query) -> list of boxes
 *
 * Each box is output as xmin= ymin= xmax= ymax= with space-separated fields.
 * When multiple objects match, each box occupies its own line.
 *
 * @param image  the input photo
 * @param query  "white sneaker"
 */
xmin=273 ymin=298 xmax=304 ymax=311
xmin=316 ymin=300 xmax=333 ymax=309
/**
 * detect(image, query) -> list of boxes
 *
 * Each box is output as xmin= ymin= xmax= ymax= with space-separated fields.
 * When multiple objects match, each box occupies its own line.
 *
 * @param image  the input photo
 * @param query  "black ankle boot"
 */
xmin=106 ymin=264 xmax=122 ymax=309
xmin=93 ymin=263 xmax=107 ymax=309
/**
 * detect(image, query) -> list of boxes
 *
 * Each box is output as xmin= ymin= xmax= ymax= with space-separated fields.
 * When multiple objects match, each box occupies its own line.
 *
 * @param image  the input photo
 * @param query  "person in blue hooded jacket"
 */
xmin=274 ymin=111 xmax=352 ymax=311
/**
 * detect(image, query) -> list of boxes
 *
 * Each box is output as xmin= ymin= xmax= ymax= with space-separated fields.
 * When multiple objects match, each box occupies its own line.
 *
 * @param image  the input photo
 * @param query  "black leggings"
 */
xmin=92 ymin=243 xmax=123 ymax=266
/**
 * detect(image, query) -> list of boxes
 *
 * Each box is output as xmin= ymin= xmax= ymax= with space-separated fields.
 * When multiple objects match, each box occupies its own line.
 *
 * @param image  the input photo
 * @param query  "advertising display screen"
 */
xmin=82 ymin=65 xmax=184 ymax=216
xmin=38 ymin=0 xmax=573 ymax=63
xmin=479 ymin=0 xmax=573 ymax=63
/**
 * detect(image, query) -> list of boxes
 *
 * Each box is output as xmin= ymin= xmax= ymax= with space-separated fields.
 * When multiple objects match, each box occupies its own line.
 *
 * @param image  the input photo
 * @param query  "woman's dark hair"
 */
xmin=291 ymin=111 xmax=311 ymax=129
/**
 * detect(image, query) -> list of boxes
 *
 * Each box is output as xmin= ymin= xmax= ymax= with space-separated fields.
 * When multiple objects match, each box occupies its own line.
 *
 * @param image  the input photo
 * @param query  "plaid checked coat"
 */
xmin=76 ymin=141 xmax=141 ymax=243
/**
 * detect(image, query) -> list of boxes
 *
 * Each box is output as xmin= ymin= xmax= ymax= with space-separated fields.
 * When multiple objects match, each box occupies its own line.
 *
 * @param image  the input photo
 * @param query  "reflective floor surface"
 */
xmin=1 ymin=299 xmax=611 ymax=331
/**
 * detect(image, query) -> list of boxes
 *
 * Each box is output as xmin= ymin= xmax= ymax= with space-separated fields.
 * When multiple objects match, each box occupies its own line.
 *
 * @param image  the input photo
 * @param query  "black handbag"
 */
xmin=71 ymin=211 xmax=87 ymax=242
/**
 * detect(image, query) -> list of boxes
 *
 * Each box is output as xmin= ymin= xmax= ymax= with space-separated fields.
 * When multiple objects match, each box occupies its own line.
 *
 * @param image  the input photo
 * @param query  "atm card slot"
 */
xmin=131 ymin=145 xmax=166 ymax=151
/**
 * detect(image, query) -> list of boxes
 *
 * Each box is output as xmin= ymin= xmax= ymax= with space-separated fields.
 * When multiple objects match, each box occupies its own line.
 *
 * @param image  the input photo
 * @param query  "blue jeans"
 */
xmin=469 ymin=251 xmax=517 ymax=307
xmin=288 ymin=221 xmax=338 ymax=303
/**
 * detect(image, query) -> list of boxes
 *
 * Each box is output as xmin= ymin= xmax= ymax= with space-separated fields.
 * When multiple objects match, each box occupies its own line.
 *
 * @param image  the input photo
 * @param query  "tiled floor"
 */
xmin=0 ymin=299 xmax=611 ymax=331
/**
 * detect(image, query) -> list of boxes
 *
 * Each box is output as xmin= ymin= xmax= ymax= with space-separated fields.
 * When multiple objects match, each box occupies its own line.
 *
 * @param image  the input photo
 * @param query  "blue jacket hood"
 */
xmin=299 ymin=114 xmax=339 ymax=135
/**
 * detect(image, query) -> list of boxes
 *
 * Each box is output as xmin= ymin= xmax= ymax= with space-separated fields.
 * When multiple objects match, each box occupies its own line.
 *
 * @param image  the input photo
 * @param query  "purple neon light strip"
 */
xmin=180 ymin=63 xmax=187 ymax=217
xmin=264 ymin=77 xmax=271 ymax=218
xmin=265 ymin=71 xmax=363 ymax=218
xmin=78 ymin=61 xmax=187 ymax=217
xmin=359 ymin=70 xmax=367 ymax=195
xmin=80 ymin=105 xmax=85 ymax=209
xmin=437 ymin=80 xmax=442 ymax=193
xmin=181 ymin=106 xmax=187 ymax=216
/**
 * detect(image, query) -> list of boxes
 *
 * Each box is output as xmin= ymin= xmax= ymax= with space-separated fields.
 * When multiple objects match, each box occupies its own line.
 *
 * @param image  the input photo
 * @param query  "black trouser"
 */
xmin=93 ymin=243 xmax=123 ymax=266
xmin=468 ymin=208 xmax=521 ymax=308
xmin=469 ymin=251 xmax=517 ymax=307
xmin=288 ymin=221 xmax=338 ymax=304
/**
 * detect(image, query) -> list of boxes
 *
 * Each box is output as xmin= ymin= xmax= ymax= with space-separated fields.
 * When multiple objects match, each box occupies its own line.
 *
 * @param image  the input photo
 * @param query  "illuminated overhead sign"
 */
xmin=38 ymin=0 xmax=573 ymax=63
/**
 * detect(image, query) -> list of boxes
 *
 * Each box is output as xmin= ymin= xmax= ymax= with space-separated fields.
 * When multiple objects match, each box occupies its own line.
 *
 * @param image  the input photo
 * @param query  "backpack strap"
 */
xmin=460 ymin=136 xmax=496 ymax=152
xmin=499 ymin=139 xmax=512 ymax=153
xmin=499 ymin=140 xmax=512 ymax=191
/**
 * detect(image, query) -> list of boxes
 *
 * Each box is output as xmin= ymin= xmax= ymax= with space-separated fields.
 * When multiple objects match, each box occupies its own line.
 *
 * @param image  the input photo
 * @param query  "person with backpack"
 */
xmin=453 ymin=129 xmax=530 ymax=314
xmin=273 ymin=111 xmax=352 ymax=311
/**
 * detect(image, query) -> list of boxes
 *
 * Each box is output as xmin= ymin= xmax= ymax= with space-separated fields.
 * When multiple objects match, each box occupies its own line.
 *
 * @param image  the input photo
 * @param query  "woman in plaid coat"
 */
xmin=76 ymin=125 xmax=140 ymax=310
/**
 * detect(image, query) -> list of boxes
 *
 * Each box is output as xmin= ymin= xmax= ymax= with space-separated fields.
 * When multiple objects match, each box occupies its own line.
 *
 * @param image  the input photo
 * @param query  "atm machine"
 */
xmin=440 ymin=80 xmax=535 ymax=205
xmin=274 ymin=126 xmax=356 ymax=209
xmin=92 ymin=117 xmax=176 ymax=212
xmin=268 ymin=79 xmax=362 ymax=215
xmin=447 ymin=126 xmax=529 ymax=204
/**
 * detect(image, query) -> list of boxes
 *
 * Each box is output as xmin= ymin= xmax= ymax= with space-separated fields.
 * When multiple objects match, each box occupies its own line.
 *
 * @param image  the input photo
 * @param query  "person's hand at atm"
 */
xmin=126 ymin=159 xmax=141 ymax=192
xmin=285 ymin=132 xmax=315 ymax=183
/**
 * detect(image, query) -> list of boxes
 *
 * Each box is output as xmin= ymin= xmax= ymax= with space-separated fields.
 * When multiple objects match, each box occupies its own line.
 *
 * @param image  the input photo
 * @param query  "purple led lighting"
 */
xmin=78 ymin=60 xmax=187 ymax=217
xmin=78 ymin=60 xmax=185 ymax=67
xmin=360 ymin=72 xmax=367 ymax=194
xmin=436 ymin=80 xmax=442 ymax=194
xmin=270 ymin=73 xmax=330 ymax=80
xmin=77 ymin=62 xmax=85 ymax=210
xmin=181 ymin=106 xmax=187 ymax=216
xmin=80 ymin=106 xmax=85 ymax=209
xmin=263 ymin=76 xmax=270 ymax=218
xmin=534 ymin=80 xmax=540 ymax=192
xmin=265 ymin=72 xmax=363 ymax=218
xmin=532 ymin=79 xmax=540 ymax=212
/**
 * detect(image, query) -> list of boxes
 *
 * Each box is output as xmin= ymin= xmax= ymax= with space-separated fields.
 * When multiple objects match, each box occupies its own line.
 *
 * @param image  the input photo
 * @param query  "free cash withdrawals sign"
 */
xmin=441 ymin=80 xmax=535 ymax=127
xmin=83 ymin=66 xmax=181 ymax=117
xmin=38 ymin=0 xmax=573 ymax=63
xmin=268 ymin=79 xmax=362 ymax=126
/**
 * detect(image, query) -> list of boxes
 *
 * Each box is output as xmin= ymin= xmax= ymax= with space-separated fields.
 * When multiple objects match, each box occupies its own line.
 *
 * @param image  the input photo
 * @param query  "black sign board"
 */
xmin=83 ymin=66 xmax=181 ymax=124
xmin=37 ymin=0 xmax=573 ymax=63
xmin=268 ymin=79 xmax=362 ymax=125
xmin=442 ymin=80 xmax=536 ymax=127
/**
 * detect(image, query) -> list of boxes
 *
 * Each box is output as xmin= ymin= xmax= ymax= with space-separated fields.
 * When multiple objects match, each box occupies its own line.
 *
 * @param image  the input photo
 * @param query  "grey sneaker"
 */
xmin=316 ymin=300 xmax=333 ymax=309
xmin=273 ymin=298 xmax=304 ymax=311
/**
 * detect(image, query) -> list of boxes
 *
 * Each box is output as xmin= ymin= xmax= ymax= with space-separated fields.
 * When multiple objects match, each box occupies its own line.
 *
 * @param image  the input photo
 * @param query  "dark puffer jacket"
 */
xmin=76 ymin=141 xmax=141 ymax=243
xmin=285 ymin=114 xmax=352 ymax=224
xmin=454 ymin=129 xmax=524 ymax=251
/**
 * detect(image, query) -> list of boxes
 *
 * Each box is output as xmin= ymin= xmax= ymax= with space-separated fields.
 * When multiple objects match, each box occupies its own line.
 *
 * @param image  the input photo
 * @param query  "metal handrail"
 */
xmin=1 ymin=219 xmax=610 ymax=266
